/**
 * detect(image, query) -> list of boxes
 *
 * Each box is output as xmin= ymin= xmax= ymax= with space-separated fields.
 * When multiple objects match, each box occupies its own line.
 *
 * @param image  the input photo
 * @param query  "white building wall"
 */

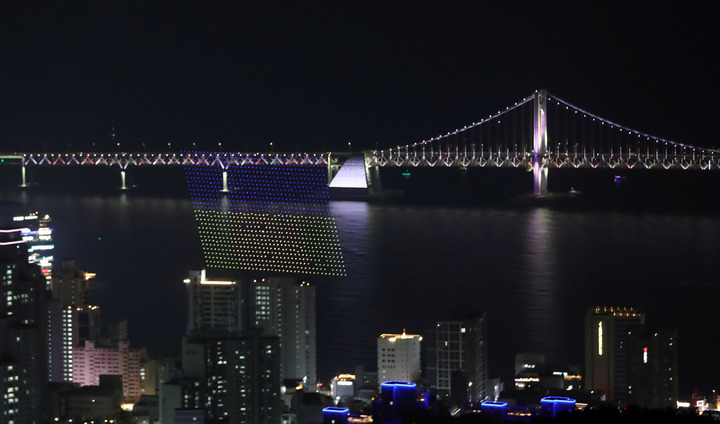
xmin=377 ymin=333 xmax=422 ymax=385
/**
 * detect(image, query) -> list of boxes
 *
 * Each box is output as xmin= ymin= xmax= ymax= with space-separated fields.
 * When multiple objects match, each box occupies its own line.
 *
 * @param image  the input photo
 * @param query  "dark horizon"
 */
xmin=1 ymin=2 xmax=719 ymax=153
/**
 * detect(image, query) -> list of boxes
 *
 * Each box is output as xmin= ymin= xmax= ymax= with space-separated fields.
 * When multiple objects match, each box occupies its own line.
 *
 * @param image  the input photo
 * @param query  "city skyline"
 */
xmin=2 ymin=189 xmax=719 ymax=421
xmin=1 ymin=2 xmax=720 ymax=421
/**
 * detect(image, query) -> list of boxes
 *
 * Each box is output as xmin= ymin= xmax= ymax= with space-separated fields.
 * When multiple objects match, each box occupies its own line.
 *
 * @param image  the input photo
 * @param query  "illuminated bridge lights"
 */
xmin=185 ymin=162 xmax=345 ymax=276
xmin=16 ymin=151 xmax=330 ymax=168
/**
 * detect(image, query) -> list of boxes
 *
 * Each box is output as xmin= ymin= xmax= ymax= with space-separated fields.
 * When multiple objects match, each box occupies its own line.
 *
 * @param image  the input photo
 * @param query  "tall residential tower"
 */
xmin=425 ymin=313 xmax=488 ymax=404
xmin=1 ymin=227 xmax=48 ymax=423
xmin=585 ymin=306 xmax=645 ymax=402
xmin=183 ymin=271 xmax=317 ymax=387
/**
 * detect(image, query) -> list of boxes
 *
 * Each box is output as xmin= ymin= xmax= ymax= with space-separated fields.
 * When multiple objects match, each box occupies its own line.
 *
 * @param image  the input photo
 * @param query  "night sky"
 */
xmin=2 ymin=2 xmax=718 ymax=153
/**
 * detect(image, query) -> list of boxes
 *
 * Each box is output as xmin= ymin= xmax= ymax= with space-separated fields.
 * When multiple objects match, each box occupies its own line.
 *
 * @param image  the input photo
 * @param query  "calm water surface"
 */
xmin=1 ymin=182 xmax=718 ymax=396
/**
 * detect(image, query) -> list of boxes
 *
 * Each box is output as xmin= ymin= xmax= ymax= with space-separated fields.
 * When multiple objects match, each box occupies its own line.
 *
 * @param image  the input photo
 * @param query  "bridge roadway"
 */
xmin=368 ymin=151 xmax=720 ymax=170
xmin=1 ymin=150 xmax=718 ymax=193
xmin=2 ymin=150 xmax=718 ymax=170
xmin=0 ymin=151 xmax=349 ymax=190
xmin=0 ymin=151 xmax=331 ymax=168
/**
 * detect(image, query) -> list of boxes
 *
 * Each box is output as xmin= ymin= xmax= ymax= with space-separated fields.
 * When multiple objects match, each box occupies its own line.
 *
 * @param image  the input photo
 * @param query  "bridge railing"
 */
xmin=6 ymin=152 xmax=330 ymax=169
xmin=365 ymin=150 xmax=720 ymax=170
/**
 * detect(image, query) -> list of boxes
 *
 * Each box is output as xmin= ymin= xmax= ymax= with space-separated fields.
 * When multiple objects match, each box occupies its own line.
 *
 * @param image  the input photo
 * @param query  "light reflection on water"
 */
xmin=1 ymin=190 xmax=719 ymax=394
xmin=327 ymin=202 xmax=720 ymax=394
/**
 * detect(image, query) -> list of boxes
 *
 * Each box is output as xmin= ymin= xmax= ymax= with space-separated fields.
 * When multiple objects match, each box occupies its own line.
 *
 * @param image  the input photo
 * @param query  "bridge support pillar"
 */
xmin=20 ymin=164 xmax=28 ymax=188
xmin=533 ymin=90 xmax=549 ymax=196
xmin=365 ymin=161 xmax=382 ymax=194
xmin=120 ymin=170 xmax=128 ymax=190
xmin=533 ymin=161 xmax=548 ymax=196
xmin=221 ymin=170 xmax=229 ymax=192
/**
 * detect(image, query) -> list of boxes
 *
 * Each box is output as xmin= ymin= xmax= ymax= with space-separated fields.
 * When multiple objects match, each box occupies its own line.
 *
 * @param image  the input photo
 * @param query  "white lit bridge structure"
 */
xmin=2 ymin=90 xmax=719 ymax=195
xmin=366 ymin=90 xmax=720 ymax=195
xmin=0 ymin=151 xmax=333 ymax=191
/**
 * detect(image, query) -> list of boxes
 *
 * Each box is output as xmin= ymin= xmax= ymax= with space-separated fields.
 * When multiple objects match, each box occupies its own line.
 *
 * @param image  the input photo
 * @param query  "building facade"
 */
xmin=13 ymin=212 xmax=54 ymax=285
xmin=50 ymin=259 xmax=94 ymax=306
xmin=240 ymin=277 xmax=317 ymax=387
xmin=203 ymin=333 xmax=282 ymax=424
xmin=628 ymin=327 xmax=678 ymax=408
xmin=47 ymin=302 xmax=100 ymax=383
xmin=424 ymin=313 xmax=488 ymax=404
xmin=584 ymin=306 xmax=645 ymax=402
xmin=377 ymin=331 xmax=422 ymax=385
xmin=1 ymin=227 xmax=48 ymax=424
xmin=185 ymin=271 xmax=317 ymax=387
xmin=185 ymin=269 xmax=241 ymax=333
xmin=47 ymin=259 xmax=99 ymax=383
xmin=72 ymin=340 xmax=143 ymax=403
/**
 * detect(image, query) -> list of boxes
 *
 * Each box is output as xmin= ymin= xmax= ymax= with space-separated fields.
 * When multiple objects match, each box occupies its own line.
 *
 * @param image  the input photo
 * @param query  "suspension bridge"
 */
xmin=2 ymin=90 xmax=718 ymax=195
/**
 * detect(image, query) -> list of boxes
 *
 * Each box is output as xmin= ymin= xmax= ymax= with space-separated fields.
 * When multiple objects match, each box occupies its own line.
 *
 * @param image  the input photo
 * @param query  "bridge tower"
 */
xmin=533 ymin=90 xmax=548 ymax=196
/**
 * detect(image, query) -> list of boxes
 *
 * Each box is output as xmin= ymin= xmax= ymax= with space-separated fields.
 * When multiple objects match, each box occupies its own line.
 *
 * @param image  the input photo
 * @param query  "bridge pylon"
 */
xmin=533 ymin=89 xmax=549 ymax=196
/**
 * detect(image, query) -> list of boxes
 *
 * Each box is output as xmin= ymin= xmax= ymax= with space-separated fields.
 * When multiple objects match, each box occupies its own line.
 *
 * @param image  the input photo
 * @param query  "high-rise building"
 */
xmin=72 ymin=340 xmax=143 ymax=403
xmin=140 ymin=356 xmax=159 ymax=396
xmin=251 ymin=277 xmax=317 ymax=388
xmin=13 ymin=212 xmax=54 ymax=285
xmin=425 ymin=314 xmax=488 ymax=404
xmin=184 ymin=271 xmax=317 ymax=387
xmin=185 ymin=270 xmax=241 ymax=334
xmin=378 ymin=331 xmax=422 ymax=385
xmin=47 ymin=259 xmax=99 ymax=383
xmin=203 ymin=332 xmax=282 ymax=424
xmin=47 ymin=302 xmax=100 ymax=382
xmin=50 ymin=259 xmax=95 ymax=308
xmin=283 ymin=279 xmax=316 ymax=389
xmin=158 ymin=376 xmax=204 ymax=424
xmin=177 ymin=271 xmax=307 ymax=424
xmin=628 ymin=327 xmax=678 ymax=408
xmin=173 ymin=336 xmax=281 ymax=424
xmin=585 ymin=306 xmax=645 ymax=402
xmin=103 ymin=319 xmax=129 ymax=347
xmin=1 ymin=227 xmax=48 ymax=423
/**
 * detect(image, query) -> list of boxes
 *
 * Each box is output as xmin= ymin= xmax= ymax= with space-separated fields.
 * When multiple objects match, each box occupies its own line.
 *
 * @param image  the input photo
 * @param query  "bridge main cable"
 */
xmin=548 ymin=93 xmax=718 ymax=154
xmin=404 ymin=94 xmax=535 ymax=149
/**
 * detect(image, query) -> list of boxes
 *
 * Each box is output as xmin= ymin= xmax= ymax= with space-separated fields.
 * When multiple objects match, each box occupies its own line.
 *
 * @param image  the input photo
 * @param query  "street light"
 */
xmin=347 ymin=141 xmax=352 ymax=152
xmin=269 ymin=141 xmax=274 ymax=152
xmin=218 ymin=142 xmax=222 ymax=152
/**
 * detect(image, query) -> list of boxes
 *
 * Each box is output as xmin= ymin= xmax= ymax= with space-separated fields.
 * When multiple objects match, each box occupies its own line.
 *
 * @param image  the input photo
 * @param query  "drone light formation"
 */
xmin=184 ymin=154 xmax=345 ymax=276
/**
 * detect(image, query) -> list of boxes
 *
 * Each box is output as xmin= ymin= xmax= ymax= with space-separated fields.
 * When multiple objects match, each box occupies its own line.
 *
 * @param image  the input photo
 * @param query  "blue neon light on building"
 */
xmin=480 ymin=400 xmax=508 ymax=419
xmin=322 ymin=407 xmax=349 ymax=424
xmin=380 ymin=381 xmax=417 ymax=424
xmin=540 ymin=396 xmax=576 ymax=417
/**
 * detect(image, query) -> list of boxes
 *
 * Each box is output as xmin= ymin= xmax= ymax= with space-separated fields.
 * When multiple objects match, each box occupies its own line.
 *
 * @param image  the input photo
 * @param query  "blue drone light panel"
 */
xmin=184 ymin=154 xmax=345 ymax=276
